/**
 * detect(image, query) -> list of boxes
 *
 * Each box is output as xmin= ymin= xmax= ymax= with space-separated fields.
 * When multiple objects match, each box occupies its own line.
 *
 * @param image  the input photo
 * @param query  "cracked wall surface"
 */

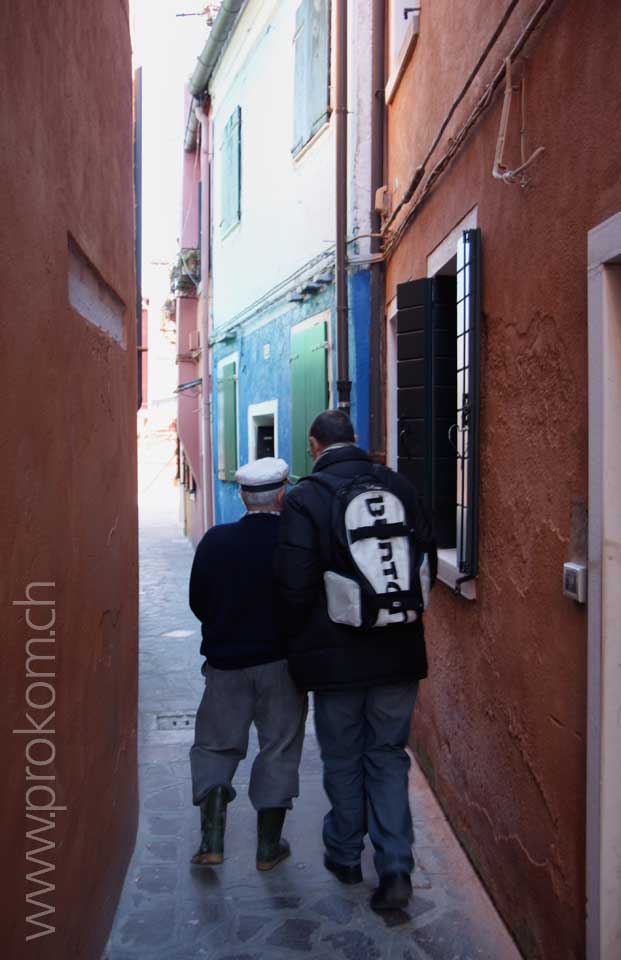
xmin=1 ymin=0 xmax=138 ymax=956
xmin=385 ymin=0 xmax=621 ymax=957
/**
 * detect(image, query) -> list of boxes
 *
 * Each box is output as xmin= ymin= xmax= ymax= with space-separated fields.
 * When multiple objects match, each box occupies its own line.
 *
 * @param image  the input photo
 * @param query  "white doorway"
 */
xmin=587 ymin=212 xmax=621 ymax=960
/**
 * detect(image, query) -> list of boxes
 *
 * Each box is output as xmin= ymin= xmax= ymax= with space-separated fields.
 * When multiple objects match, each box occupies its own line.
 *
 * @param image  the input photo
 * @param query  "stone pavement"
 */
xmin=105 ymin=431 xmax=522 ymax=960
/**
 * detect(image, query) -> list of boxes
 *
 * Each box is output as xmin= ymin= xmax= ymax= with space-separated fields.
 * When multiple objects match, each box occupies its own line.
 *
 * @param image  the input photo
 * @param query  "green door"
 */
xmin=290 ymin=319 xmax=329 ymax=480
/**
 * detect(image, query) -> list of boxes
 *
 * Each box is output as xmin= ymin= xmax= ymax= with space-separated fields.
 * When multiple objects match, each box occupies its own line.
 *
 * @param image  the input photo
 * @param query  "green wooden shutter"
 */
xmin=218 ymin=359 xmax=238 ymax=482
xmin=290 ymin=320 xmax=328 ymax=479
xmin=292 ymin=0 xmax=330 ymax=155
xmin=220 ymin=106 xmax=241 ymax=232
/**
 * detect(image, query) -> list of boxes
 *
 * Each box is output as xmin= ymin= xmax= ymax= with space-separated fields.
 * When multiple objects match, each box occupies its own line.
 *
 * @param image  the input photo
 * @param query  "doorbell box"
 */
xmin=563 ymin=562 xmax=587 ymax=603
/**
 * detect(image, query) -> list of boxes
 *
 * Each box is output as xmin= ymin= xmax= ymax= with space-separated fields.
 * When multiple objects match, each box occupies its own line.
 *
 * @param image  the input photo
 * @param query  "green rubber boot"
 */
xmin=256 ymin=807 xmax=290 ymax=871
xmin=190 ymin=786 xmax=228 ymax=865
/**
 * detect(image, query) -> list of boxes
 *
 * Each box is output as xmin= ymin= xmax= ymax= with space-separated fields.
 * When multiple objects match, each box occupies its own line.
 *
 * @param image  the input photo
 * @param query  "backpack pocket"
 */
xmin=323 ymin=571 xmax=362 ymax=627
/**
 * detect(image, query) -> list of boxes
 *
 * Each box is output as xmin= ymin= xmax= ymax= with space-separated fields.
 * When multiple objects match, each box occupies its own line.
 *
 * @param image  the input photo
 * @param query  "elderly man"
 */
xmin=274 ymin=411 xmax=437 ymax=911
xmin=188 ymin=457 xmax=307 ymax=870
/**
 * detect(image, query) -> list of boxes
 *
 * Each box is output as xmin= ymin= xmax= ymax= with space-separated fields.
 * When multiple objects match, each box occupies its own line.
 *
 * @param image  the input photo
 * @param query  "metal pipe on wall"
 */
xmin=335 ymin=0 xmax=351 ymax=411
xmin=369 ymin=0 xmax=386 ymax=460
xmin=134 ymin=66 xmax=143 ymax=410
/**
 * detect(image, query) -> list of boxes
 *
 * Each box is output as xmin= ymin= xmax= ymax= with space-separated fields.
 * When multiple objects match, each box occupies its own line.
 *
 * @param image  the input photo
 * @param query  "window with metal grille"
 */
xmin=217 ymin=357 xmax=238 ymax=482
xmin=220 ymin=105 xmax=241 ymax=234
xmin=292 ymin=0 xmax=331 ymax=157
xmin=395 ymin=228 xmax=481 ymax=582
xmin=290 ymin=316 xmax=329 ymax=480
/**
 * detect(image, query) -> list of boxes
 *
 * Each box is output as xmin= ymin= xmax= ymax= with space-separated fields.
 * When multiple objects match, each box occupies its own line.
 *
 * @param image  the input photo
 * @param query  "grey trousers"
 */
xmin=190 ymin=659 xmax=307 ymax=811
xmin=314 ymin=682 xmax=419 ymax=878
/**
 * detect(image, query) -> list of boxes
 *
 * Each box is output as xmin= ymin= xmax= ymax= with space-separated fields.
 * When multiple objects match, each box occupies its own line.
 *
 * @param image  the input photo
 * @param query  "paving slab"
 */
xmin=105 ymin=433 xmax=522 ymax=960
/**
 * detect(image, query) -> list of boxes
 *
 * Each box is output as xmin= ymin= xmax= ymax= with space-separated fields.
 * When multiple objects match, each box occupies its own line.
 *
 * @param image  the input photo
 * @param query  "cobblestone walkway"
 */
xmin=105 ymin=433 xmax=521 ymax=960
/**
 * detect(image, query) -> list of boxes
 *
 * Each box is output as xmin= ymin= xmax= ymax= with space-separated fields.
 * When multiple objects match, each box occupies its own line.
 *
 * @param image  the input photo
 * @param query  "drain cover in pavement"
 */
xmin=156 ymin=712 xmax=196 ymax=730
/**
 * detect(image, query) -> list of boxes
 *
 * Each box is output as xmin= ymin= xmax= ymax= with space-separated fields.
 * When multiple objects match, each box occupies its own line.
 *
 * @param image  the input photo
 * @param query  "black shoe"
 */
xmin=324 ymin=854 xmax=363 ymax=885
xmin=190 ymin=786 xmax=228 ymax=865
xmin=370 ymin=872 xmax=412 ymax=911
xmin=256 ymin=807 xmax=291 ymax=871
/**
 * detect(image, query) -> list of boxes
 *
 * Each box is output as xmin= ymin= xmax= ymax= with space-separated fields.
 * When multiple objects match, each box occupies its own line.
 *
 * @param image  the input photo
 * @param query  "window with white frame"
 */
xmin=292 ymin=0 xmax=331 ymax=157
xmin=394 ymin=223 xmax=481 ymax=596
xmin=386 ymin=1 xmax=421 ymax=103
xmin=247 ymin=400 xmax=278 ymax=462
xmin=390 ymin=1 xmax=420 ymax=67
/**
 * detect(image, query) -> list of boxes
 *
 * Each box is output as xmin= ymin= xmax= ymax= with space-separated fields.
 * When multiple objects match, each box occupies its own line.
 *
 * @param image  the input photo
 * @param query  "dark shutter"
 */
xmin=396 ymin=276 xmax=457 ymax=548
xmin=456 ymin=228 xmax=481 ymax=576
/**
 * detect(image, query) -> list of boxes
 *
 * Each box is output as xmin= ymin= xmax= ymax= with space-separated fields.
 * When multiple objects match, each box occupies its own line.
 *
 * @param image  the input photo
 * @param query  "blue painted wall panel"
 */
xmin=212 ymin=268 xmax=372 ymax=525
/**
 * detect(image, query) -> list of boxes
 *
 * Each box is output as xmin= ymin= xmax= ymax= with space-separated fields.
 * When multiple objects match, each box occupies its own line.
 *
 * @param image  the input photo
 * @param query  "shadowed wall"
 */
xmin=0 ymin=0 xmax=138 ymax=956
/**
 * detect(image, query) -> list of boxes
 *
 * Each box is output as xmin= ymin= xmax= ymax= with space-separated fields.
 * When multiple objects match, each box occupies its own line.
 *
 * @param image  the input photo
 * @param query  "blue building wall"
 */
xmin=212 ymin=270 xmax=371 ymax=524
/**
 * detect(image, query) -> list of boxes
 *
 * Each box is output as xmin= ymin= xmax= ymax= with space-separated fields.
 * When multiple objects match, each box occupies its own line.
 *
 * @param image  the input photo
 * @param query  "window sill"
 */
xmin=436 ymin=548 xmax=476 ymax=600
xmin=385 ymin=14 xmax=420 ymax=106
xmin=220 ymin=219 xmax=241 ymax=242
xmin=291 ymin=118 xmax=331 ymax=164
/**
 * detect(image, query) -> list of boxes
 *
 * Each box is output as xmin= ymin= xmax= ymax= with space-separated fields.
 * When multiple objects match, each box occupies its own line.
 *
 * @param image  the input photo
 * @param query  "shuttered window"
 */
xmin=220 ymin=106 xmax=241 ymax=234
xmin=292 ymin=0 xmax=331 ymax=156
xmin=290 ymin=319 xmax=329 ymax=479
xmin=455 ymin=229 xmax=481 ymax=577
xmin=217 ymin=359 xmax=238 ymax=482
xmin=396 ymin=228 xmax=481 ymax=577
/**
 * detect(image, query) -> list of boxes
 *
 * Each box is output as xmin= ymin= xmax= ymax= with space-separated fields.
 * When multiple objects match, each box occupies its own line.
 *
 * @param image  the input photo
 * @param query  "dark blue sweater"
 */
xmin=189 ymin=512 xmax=284 ymax=669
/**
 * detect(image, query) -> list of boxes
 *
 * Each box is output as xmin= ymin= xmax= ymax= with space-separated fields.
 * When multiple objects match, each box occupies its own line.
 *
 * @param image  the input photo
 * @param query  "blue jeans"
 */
xmin=314 ymin=682 xmax=418 ymax=878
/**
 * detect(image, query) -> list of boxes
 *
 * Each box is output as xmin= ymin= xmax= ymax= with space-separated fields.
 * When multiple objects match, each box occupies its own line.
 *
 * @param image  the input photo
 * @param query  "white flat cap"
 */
xmin=235 ymin=457 xmax=289 ymax=492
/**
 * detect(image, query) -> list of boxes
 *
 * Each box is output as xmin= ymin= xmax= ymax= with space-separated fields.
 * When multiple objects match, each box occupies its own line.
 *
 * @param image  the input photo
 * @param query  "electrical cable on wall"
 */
xmin=492 ymin=57 xmax=544 ymax=184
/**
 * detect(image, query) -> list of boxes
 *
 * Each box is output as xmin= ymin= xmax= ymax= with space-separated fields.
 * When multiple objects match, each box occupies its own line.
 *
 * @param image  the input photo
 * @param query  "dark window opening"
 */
xmin=256 ymin=423 xmax=275 ymax=459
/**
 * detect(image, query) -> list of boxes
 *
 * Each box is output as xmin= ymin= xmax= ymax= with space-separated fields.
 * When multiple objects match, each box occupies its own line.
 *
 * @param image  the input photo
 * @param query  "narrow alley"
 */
xmin=105 ymin=433 xmax=520 ymax=960
xmin=5 ymin=1 xmax=621 ymax=957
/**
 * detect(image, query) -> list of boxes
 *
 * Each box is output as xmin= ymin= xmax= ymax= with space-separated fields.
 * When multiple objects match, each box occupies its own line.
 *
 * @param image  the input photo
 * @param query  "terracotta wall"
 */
xmin=385 ymin=1 xmax=621 ymax=957
xmin=0 ymin=0 xmax=138 ymax=956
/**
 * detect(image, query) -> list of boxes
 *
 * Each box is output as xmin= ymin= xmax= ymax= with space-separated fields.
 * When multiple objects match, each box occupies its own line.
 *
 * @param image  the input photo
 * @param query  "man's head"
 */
xmin=235 ymin=457 xmax=289 ymax=513
xmin=308 ymin=409 xmax=356 ymax=461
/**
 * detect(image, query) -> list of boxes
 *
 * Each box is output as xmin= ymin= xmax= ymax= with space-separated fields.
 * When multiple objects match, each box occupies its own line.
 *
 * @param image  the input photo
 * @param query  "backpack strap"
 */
xmin=349 ymin=521 xmax=410 ymax=543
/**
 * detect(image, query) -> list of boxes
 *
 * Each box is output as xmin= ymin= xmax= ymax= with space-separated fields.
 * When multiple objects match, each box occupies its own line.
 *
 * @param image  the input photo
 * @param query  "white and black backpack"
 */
xmin=307 ymin=469 xmax=431 ymax=630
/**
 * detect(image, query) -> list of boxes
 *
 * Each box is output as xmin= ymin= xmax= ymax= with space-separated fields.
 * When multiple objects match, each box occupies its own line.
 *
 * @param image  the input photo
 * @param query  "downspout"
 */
xmin=134 ymin=66 xmax=143 ymax=409
xmin=369 ymin=0 xmax=386 ymax=460
xmin=197 ymin=102 xmax=215 ymax=530
xmin=335 ymin=0 xmax=351 ymax=411
xmin=184 ymin=0 xmax=246 ymax=152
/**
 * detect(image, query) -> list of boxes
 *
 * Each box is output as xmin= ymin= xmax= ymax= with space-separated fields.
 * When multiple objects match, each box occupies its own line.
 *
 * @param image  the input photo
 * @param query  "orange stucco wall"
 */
xmin=1 ymin=1 xmax=138 ymax=956
xmin=386 ymin=1 xmax=621 ymax=957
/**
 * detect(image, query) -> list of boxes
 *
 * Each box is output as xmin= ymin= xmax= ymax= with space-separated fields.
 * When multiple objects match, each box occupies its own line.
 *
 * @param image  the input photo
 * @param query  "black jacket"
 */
xmin=274 ymin=445 xmax=437 ymax=692
xmin=189 ymin=513 xmax=284 ymax=669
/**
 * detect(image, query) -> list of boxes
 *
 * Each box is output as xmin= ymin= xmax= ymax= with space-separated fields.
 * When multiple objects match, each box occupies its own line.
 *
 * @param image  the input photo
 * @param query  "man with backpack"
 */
xmin=274 ymin=410 xmax=437 ymax=911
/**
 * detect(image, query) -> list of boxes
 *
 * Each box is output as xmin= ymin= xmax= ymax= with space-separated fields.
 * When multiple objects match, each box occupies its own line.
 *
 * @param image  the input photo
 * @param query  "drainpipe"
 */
xmin=196 ymin=102 xmax=215 ymax=530
xmin=369 ymin=0 xmax=386 ymax=460
xmin=184 ymin=0 xmax=246 ymax=152
xmin=134 ymin=66 xmax=143 ymax=409
xmin=335 ymin=0 xmax=351 ymax=412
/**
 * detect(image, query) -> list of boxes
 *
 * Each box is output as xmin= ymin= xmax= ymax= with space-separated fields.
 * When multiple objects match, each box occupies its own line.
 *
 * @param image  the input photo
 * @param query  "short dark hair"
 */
xmin=309 ymin=409 xmax=355 ymax=446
